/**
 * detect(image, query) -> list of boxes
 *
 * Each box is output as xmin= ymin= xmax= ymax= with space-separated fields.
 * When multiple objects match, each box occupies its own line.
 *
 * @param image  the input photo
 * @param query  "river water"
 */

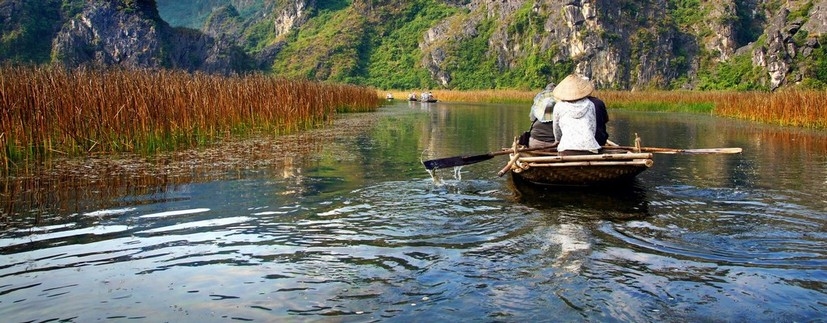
xmin=1 ymin=101 xmax=825 ymax=322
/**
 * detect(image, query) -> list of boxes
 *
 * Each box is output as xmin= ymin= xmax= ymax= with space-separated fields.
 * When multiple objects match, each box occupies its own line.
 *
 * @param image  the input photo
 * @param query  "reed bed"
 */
xmin=596 ymin=90 xmax=729 ymax=105
xmin=601 ymin=90 xmax=826 ymax=128
xmin=0 ymin=66 xmax=382 ymax=172
xmin=595 ymin=90 xmax=720 ymax=113
xmin=382 ymin=89 xmax=536 ymax=104
xmin=713 ymin=90 xmax=827 ymax=129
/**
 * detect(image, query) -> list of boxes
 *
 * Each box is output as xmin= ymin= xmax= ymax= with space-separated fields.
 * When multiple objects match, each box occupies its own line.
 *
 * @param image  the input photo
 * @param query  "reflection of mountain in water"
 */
xmin=506 ymin=175 xmax=650 ymax=220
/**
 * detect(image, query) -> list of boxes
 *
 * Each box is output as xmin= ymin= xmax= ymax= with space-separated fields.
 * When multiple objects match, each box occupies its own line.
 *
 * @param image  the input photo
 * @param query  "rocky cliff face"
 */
xmin=273 ymin=0 xmax=313 ymax=39
xmin=52 ymin=1 xmax=165 ymax=67
xmin=415 ymin=0 xmax=827 ymax=90
xmin=51 ymin=0 xmax=244 ymax=74
xmin=751 ymin=0 xmax=827 ymax=89
xmin=3 ymin=0 xmax=827 ymax=90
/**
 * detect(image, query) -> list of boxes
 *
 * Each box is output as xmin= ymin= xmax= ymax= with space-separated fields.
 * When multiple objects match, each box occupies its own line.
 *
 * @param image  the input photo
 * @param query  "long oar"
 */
xmin=422 ymin=146 xmax=549 ymax=170
xmin=608 ymin=146 xmax=742 ymax=154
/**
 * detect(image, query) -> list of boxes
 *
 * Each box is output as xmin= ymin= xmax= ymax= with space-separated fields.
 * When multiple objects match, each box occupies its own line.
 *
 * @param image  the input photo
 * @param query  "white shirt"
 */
xmin=552 ymin=98 xmax=600 ymax=153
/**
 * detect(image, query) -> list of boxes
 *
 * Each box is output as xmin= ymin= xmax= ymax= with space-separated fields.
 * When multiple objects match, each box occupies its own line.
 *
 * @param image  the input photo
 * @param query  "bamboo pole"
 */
xmin=518 ymin=153 xmax=653 ymax=163
xmin=607 ymin=146 xmax=742 ymax=154
xmin=526 ymin=160 xmax=654 ymax=168
xmin=497 ymin=138 xmax=521 ymax=176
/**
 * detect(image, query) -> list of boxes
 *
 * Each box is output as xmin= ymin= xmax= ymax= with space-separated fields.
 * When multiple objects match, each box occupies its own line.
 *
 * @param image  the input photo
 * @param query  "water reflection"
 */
xmin=0 ymin=102 xmax=825 ymax=322
xmin=506 ymin=175 xmax=650 ymax=220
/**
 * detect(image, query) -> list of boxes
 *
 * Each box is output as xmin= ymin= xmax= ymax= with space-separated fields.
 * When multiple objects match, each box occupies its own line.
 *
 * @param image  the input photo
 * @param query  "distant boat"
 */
xmin=385 ymin=93 xmax=394 ymax=100
xmin=419 ymin=92 xmax=437 ymax=103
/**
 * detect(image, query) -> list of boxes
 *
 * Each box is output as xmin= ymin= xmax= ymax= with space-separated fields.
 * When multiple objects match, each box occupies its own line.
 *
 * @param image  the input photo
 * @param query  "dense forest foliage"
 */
xmin=155 ymin=0 xmax=827 ymax=91
xmin=2 ymin=0 xmax=827 ymax=91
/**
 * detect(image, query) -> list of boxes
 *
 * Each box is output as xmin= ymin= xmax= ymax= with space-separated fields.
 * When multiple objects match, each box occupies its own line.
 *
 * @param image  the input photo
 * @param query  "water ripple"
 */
xmin=601 ymin=185 xmax=827 ymax=269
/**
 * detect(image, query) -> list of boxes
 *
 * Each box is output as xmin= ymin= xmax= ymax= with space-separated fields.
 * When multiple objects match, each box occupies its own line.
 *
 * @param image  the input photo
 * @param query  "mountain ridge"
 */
xmin=2 ymin=0 xmax=826 ymax=91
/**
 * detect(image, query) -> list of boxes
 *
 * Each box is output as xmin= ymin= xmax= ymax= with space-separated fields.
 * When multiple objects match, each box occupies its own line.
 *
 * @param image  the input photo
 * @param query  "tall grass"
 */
xmin=601 ymin=90 xmax=826 ymax=128
xmin=596 ymin=90 xmax=717 ymax=113
xmin=382 ymin=89 xmax=536 ymax=104
xmin=713 ymin=90 xmax=827 ymax=128
xmin=0 ymin=66 xmax=382 ymax=171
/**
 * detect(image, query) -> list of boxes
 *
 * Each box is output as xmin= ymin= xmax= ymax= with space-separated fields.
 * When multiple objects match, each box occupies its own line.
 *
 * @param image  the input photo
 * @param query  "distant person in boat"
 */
xmin=527 ymin=82 xmax=557 ymax=148
xmin=421 ymin=91 xmax=434 ymax=102
xmin=552 ymin=74 xmax=603 ymax=156
xmin=408 ymin=92 xmax=417 ymax=101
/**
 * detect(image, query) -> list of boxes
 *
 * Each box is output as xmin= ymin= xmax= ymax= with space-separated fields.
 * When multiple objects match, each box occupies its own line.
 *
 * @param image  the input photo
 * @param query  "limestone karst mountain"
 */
xmin=2 ymin=0 xmax=826 ymax=90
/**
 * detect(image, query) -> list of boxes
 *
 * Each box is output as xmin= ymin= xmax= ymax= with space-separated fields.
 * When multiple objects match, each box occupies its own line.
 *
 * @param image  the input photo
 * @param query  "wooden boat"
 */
xmin=501 ymin=140 xmax=654 ymax=187
xmin=423 ymin=135 xmax=739 ymax=187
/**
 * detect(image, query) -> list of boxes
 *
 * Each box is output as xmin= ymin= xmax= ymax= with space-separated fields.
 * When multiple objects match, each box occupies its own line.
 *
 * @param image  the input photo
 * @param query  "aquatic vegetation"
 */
xmin=712 ymin=90 xmax=827 ymax=129
xmin=598 ymin=90 xmax=719 ymax=113
xmin=383 ymin=89 xmax=536 ymax=104
xmin=602 ymin=90 xmax=826 ymax=129
xmin=0 ymin=65 xmax=382 ymax=171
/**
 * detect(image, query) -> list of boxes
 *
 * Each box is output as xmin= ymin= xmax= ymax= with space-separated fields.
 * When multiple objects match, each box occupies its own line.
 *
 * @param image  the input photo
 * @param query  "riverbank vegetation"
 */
xmin=602 ymin=90 xmax=825 ymax=129
xmin=384 ymin=89 xmax=537 ymax=104
xmin=0 ymin=66 xmax=382 ymax=172
xmin=385 ymin=89 xmax=826 ymax=129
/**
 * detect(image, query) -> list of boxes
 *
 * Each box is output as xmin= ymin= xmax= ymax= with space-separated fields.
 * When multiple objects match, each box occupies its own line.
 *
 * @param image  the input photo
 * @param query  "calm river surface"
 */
xmin=1 ymin=101 xmax=825 ymax=322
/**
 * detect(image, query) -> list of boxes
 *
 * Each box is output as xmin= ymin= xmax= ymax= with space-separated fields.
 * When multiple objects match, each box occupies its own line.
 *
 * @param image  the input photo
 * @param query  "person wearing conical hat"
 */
xmin=551 ymin=74 xmax=603 ymax=155
xmin=526 ymin=82 xmax=557 ymax=148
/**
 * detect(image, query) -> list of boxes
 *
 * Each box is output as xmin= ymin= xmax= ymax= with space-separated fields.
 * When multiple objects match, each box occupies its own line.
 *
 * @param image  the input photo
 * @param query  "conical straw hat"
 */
xmin=552 ymin=74 xmax=594 ymax=101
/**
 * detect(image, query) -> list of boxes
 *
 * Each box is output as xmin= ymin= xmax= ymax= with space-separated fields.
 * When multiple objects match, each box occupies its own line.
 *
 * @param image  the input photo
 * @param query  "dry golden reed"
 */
xmin=601 ymin=90 xmax=826 ymax=129
xmin=382 ymin=89 xmax=536 ymax=104
xmin=0 ymin=66 xmax=382 ymax=171
xmin=713 ymin=90 xmax=827 ymax=128
xmin=596 ymin=90 xmax=727 ymax=107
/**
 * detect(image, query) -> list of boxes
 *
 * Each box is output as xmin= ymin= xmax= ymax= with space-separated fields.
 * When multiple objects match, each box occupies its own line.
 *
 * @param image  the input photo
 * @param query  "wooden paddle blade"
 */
xmin=607 ymin=146 xmax=743 ymax=155
xmin=643 ymin=147 xmax=743 ymax=154
xmin=422 ymin=153 xmax=495 ymax=170
xmin=675 ymin=147 xmax=743 ymax=154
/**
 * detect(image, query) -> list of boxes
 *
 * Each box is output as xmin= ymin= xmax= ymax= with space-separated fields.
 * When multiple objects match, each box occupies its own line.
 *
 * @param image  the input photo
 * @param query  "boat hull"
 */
xmin=508 ymin=151 xmax=653 ymax=187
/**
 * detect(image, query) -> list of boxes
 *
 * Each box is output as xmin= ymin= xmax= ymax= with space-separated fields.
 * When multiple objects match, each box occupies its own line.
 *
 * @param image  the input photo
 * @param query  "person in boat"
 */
xmin=527 ymin=82 xmax=557 ymax=148
xmin=421 ymin=91 xmax=433 ymax=102
xmin=408 ymin=92 xmax=417 ymax=101
xmin=591 ymin=93 xmax=609 ymax=146
xmin=551 ymin=74 xmax=603 ymax=156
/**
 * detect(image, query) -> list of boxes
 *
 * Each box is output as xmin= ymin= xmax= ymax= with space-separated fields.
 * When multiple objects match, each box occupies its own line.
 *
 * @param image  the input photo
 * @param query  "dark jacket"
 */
xmin=589 ymin=96 xmax=609 ymax=146
xmin=530 ymin=119 xmax=556 ymax=143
